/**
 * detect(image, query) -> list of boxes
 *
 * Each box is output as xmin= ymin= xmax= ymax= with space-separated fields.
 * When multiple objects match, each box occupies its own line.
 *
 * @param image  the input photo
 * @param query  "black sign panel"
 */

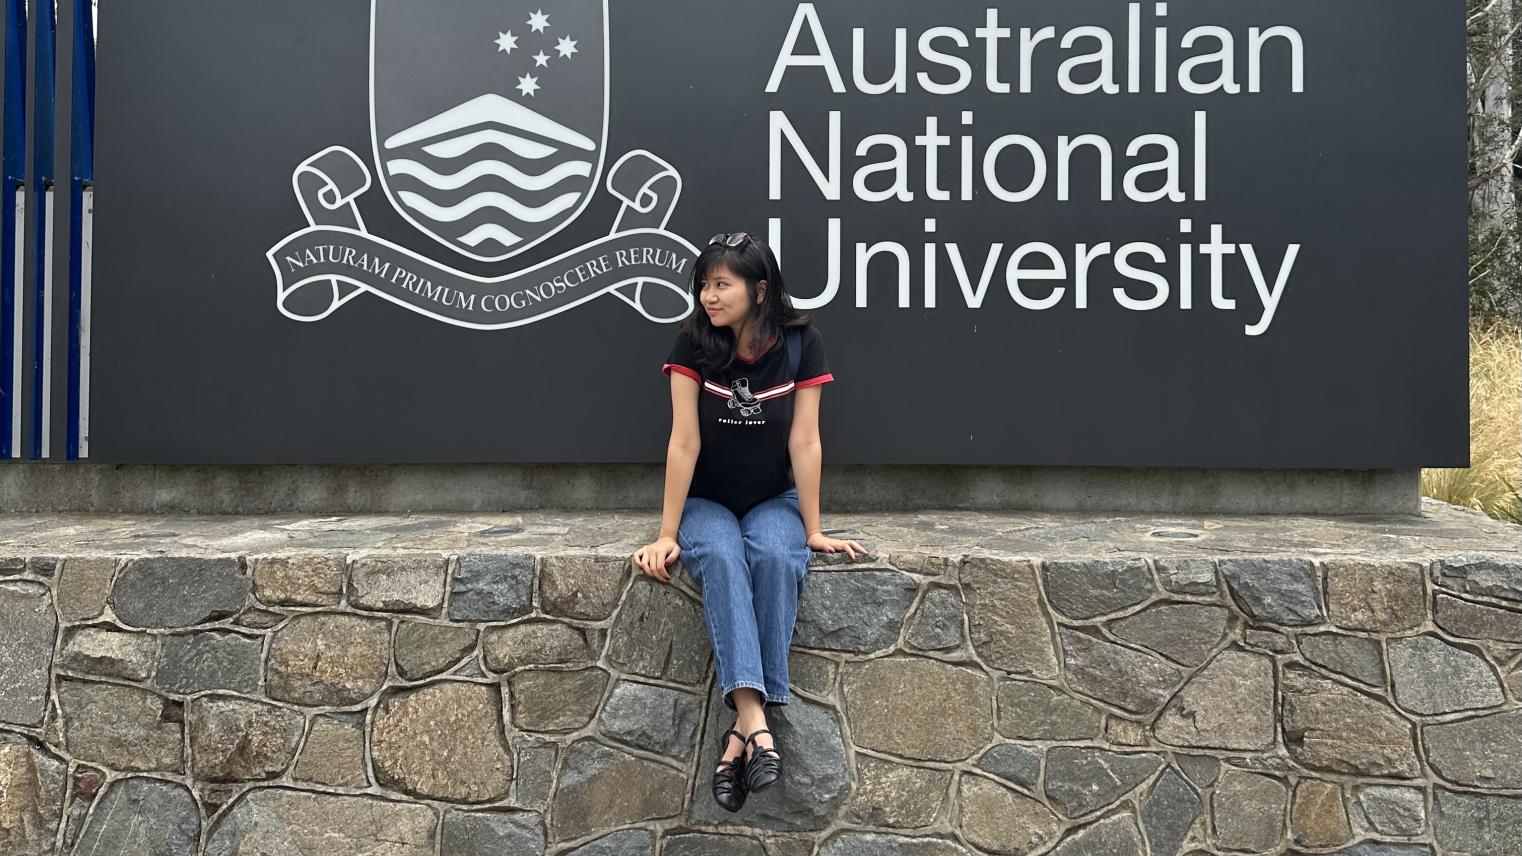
xmin=93 ymin=0 xmax=1467 ymax=466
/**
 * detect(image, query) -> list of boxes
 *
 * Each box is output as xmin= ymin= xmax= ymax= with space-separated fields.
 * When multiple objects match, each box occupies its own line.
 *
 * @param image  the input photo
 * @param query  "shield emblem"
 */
xmin=370 ymin=0 xmax=608 ymax=262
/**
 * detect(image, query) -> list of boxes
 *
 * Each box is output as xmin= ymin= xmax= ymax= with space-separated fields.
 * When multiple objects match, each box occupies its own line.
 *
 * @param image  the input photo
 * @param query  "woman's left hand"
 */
xmin=807 ymin=531 xmax=867 ymax=560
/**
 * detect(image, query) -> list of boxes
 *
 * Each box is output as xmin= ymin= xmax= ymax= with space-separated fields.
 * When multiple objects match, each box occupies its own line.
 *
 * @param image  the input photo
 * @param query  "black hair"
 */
xmin=679 ymin=233 xmax=810 ymax=374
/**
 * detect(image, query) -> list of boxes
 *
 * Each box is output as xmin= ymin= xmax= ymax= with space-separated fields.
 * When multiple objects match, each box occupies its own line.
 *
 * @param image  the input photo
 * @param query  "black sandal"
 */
xmin=712 ymin=728 xmax=748 ymax=812
xmin=743 ymin=728 xmax=783 ymax=793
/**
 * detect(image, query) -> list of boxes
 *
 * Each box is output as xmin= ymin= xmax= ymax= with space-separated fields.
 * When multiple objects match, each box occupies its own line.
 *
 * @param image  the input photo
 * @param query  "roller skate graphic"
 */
xmin=728 ymin=378 xmax=764 ymax=418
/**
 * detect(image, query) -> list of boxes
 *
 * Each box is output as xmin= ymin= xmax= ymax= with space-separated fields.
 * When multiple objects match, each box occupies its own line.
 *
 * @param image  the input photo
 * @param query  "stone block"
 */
xmin=188 ymin=695 xmax=303 ymax=782
xmin=1044 ymin=747 xmax=1161 ymax=818
xmin=71 ymin=777 xmax=200 ymax=856
xmin=1434 ymin=593 xmax=1522 ymax=642
xmin=205 ymin=789 xmax=436 ymax=856
xmin=1042 ymin=558 xmax=1154 ymax=619
xmin=1324 ymin=560 xmax=1426 ymax=632
xmin=251 ymin=554 xmax=345 ymax=606
xmin=483 ymin=619 xmax=597 ymax=672
xmin=349 ymin=554 xmax=447 ymax=613
xmin=1387 ymin=635 xmax=1505 ymax=715
xmin=975 ymin=743 xmax=1041 ymax=789
xmin=598 ymin=678 xmax=702 ymax=761
xmin=113 ymin=557 xmax=249 ymax=628
xmin=1155 ymin=557 xmax=1219 ymax=596
xmin=995 ymin=679 xmax=1103 ymax=741
xmin=1154 ymin=650 xmax=1275 ymax=750
xmin=55 ymin=557 xmax=117 ymax=622
xmin=441 ymin=809 xmax=546 ymax=856
xmin=56 ymin=678 xmax=184 ymax=773
xmin=508 ymin=667 xmax=609 ymax=733
xmin=156 ymin=630 xmax=263 ymax=694
xmin=59 ymin=626 xmax=157 ymax=681
xmin=959 ymin=773 xmax=1061 ymax=854
xmin=1060 ymin=629 xmax=1183 ymax=717
xmin=0 ymin=733 xmax=67 ymax=856
xmin=1433 ymin=789 xmax=1522 ymax=856
xmin=1281 ymin=667 xmax=1418 ymax=777
xmin=905 ymin=585 xmax=965 ymax=650
xmin=513 ymin=741 xmax=557 ymax=808
xmin=394 ymin=620 xmax=477 ymax=680
xmin=1350 ymin=785 xmax=1426 ymax=837
xmin=1423 ymin=709 xmax=1522 ymax=788
xmin=293 ymin=714 xmax=368 ymax=788
xmin=0 ymin=581 xmax=56 ymax=725
xmin=959 ymin=557 xmax=1059 ymax=678
xmin=1299 ymin=633 xmax=1386 ymax=687
xmin=1141 ymin=768 xmax=1200 ymax=856
xmin=819 ymin=832 xmax=974 ymax=856
xmin=450 ymin=553 xmax=535 ymax=621
xmin=551 ymin=739 xmax=685 ymax=841
xmin=1434 ymin=555 xmax=1522 ymax=604
xmin=1213 ymin=768 xmax=1288 ymax=853
xmin=372 ymin=681 xmax=513 ymax=802
xmin=842 ymin=656 xmax=992 ymax=762
xmin=844 ymin=754 xmax=949 ymax=828
xmin=606 ymin=579 xmax=709 ymax=684
xmin=540 ymin=554 xmax=626 ymax=620
xmin=266 ymin=612 xmax=390 ymax=705
xmin=1220 ymin=558 xmax=1324 ymax=626
xmin=1291 ymin=779 xmax=1352 ymax=849
xmin=1108 ymin=602 xmax=1229 ymax=667
xmin=794 ymin=570 xmax=916 ymax=653
xmin=788 ymin=649 xmax=838 ymax=698
xmin=662 ymin=832 xmax=765 ymax=856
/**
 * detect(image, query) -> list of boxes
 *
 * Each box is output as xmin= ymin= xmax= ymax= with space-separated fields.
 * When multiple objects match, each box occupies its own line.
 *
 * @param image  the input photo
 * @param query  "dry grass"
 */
xmin=1422 ymin=318 xmax=1522 ymax=523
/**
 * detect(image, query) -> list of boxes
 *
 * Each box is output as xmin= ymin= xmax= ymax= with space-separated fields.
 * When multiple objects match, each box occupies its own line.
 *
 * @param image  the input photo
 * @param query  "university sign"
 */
xmin=94 ymin=0 xmax=1465 ymax=465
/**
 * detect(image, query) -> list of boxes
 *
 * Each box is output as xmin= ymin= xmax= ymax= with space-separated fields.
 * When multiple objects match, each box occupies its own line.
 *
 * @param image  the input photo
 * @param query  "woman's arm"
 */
xmin=788 ymin=386 xmax=825 ymax=538
xmin=790 ymin=385 xmax=864 ymax=558
xmin=636 ymin=372 xmax=702 ymax=581
xmin=660 ymin=373 xmax=703 ymax=540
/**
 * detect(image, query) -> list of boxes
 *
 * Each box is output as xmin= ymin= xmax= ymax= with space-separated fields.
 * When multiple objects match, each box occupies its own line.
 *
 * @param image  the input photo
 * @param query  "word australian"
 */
xmin=762 ymin=3 xmax=1306 ymax=335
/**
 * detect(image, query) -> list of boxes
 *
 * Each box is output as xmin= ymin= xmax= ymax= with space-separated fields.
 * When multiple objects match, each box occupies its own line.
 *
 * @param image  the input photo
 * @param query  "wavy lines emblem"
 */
xmin=267 ymin=0 xmax=696 ymax=331
xmin=370 ymin=0 xmax=607 ymax=262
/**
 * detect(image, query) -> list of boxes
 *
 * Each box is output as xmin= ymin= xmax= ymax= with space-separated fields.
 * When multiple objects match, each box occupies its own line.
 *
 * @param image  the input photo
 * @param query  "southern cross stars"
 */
xmin=495 ymin=10 xmax=576 ymax=99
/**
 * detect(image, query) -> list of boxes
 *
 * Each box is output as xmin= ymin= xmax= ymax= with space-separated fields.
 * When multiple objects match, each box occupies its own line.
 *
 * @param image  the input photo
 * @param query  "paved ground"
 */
xmin=1 ymin=498 xmax=1514 ymax=561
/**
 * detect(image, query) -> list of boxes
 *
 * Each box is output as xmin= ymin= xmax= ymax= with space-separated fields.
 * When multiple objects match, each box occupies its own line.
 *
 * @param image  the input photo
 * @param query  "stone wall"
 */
xmin=1 ymin=548 xmax=1520 ymax=855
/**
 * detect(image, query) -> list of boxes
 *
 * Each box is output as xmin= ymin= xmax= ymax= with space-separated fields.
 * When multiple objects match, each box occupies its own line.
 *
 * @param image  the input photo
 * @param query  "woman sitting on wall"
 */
xmin=632 ymin=231 xmax=865 ymax=812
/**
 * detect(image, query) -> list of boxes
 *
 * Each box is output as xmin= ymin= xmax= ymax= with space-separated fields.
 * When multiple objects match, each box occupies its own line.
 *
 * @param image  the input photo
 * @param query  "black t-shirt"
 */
xmin=662 ymin=324 xmax=834 ymax=518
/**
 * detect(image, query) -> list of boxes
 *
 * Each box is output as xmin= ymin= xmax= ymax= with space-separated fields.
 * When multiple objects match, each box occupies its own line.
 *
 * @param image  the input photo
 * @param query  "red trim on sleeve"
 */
xmin=663 ymin=363 xmax=701 ymax=382
xmin=795 ymin=373 xmax=834 ymax=390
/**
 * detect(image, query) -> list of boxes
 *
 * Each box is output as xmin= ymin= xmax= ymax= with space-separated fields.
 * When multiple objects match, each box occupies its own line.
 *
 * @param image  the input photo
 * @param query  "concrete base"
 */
xmin=0 ymin=463 xmax=1421 ymax=515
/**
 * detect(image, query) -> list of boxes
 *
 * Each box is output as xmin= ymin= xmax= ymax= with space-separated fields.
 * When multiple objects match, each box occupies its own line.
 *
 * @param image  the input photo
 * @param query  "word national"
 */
xmin=763 ymin=2 xmax=1308 ymax=336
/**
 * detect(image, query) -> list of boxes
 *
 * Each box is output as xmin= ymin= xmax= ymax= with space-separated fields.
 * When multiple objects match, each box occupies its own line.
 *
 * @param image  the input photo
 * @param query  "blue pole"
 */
xmin=64 ymin=0 xmax=86 ymax=457
xmin=26 ymin=0 xmax=51 ymax=458
xmin=0 ymin=0 xmax=25 ymax=458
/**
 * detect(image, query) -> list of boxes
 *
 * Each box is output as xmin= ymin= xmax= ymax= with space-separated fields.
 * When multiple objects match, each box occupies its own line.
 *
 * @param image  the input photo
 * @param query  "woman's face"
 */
xmin=699 ymin=263 xmax=759 ymax=331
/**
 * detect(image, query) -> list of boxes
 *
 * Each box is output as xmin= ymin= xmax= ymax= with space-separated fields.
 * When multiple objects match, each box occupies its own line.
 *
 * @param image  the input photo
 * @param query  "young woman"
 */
xmin=631 ymin=231 xmax=866 ymax=812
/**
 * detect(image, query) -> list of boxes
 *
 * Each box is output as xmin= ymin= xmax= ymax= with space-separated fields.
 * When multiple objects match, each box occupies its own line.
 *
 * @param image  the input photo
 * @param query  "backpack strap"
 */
xmin=785 ymin=327 xmax=803 ymax=383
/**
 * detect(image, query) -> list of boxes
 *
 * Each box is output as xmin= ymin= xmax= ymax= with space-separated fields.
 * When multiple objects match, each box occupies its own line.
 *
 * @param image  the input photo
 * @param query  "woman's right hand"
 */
xmin=632 ymin=536 xmax=681 ymax=583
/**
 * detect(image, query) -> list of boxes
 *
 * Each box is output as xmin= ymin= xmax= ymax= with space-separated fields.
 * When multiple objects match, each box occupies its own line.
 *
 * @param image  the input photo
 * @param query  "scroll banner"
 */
xmin=266 ymin=147 xmax=698 ymax=329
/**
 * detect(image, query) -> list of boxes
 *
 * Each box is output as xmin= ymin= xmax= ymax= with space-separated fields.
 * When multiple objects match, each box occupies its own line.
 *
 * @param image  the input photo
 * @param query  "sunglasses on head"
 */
xmin=708 ymin=231 xmax=751 ymax=248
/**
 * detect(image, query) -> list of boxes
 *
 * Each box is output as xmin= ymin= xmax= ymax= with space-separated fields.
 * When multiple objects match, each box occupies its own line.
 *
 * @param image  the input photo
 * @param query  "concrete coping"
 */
xmin=0 ymin=497 xmax=1515 ymax=562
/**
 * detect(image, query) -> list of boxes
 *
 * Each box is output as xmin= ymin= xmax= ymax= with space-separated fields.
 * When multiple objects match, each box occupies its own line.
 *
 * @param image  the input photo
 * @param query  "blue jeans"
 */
xmin=678 ymin=487 xmax=812 ymax=711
